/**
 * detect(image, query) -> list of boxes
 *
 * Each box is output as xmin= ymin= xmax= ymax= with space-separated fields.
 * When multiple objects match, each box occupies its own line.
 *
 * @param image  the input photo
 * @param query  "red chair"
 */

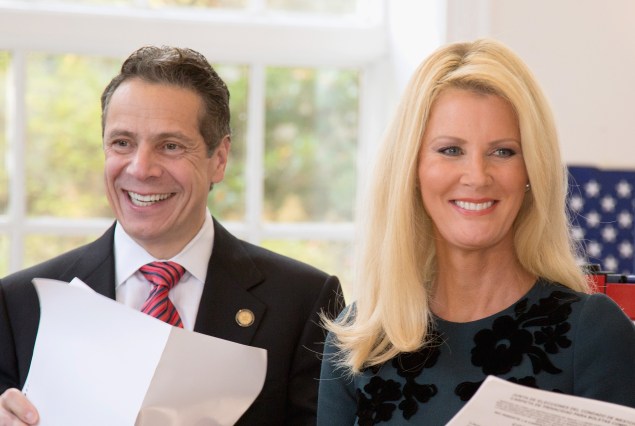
xmin=585 ymin=264 xmax=635 ymax=320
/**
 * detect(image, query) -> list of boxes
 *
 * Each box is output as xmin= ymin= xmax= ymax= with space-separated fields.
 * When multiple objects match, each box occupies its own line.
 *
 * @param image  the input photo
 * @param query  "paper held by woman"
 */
xmin=447 ymin=375 xmax=635 ymax=425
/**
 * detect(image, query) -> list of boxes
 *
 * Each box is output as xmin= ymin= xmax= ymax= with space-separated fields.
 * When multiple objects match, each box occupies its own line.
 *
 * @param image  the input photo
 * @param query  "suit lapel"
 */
xmin=194 ymin=220 xmax=266 ymax=346
xmin=11 ymin=224 xmax=117 ymax=386
xmin=57 ymin=223 xmax=117 ymax=300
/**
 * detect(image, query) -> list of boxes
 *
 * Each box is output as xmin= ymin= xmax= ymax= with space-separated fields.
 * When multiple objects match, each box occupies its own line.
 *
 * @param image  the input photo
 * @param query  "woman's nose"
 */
xmin=460 ymin=155 xmax=492 ymax=187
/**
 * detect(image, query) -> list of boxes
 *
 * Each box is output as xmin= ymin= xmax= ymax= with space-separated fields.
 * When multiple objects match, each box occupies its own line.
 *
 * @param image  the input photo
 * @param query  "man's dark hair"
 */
xmin=101 ymin=45 xmax=230 ymax=155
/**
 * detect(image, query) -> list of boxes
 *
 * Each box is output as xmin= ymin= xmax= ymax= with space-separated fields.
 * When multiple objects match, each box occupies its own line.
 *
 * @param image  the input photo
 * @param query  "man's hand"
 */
xmin=0 ymin=389 xmax=39 ymax=425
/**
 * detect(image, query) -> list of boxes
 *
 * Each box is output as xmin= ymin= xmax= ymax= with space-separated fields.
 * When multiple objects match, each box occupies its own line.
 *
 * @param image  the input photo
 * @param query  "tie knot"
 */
xmin=139 ymin=261 xmax=185 ymax=290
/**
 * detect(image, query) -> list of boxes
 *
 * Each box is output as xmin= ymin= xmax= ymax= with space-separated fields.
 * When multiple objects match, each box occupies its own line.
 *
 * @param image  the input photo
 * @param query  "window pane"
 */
xmin=261 ymin=239 xmax=353 ymax=299
xmin=267 ymin=0 xmax=357 ymax=14
xmin=148 ymin=0 xmax=246 ymax=9
xmin=0 ymin=51 xmax=9 ymax=216
xmin=0 ymin=235 xmax=8 ymax=277
xmin=23 ymin=234 xmax=100 ymax=269
xmin=25 ymin=53 xmax=120 ymax=218
xmin=208 ymin=64 xmax=248 ymax=221
xmin=34 ymin=0 xmax=247 ymax=8
xmin=25 ymin=0 xmax=133 ymax=5
xmin=264 ymin=67 xmax=358 ymax=222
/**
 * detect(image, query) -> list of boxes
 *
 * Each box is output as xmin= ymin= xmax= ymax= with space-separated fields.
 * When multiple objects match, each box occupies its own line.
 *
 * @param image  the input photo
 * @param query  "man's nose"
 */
xmin=128 ymin=145 xmax=161 ymax=179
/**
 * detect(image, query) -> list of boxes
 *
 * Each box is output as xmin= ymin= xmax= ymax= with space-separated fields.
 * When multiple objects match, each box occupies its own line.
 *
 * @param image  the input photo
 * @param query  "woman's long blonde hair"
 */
xmin=324 ymin=38 xmax=588 ymax=373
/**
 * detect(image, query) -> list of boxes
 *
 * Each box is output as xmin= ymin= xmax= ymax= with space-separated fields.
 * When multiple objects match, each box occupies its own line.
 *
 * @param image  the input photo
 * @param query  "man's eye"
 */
xmin=439 ymin=146 xmax=461 ymax=156
xmin=113 ymin=140 xmax=129 ymax=148
xmin=165 ymin=143 xmax=179 ymax=150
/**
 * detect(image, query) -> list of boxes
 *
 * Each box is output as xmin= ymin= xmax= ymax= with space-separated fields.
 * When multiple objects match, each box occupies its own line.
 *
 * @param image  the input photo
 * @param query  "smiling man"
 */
xmin=0 ymin=46 xmax=344 ymax=425
xmin=103 ymin=78 xmax=228 ymax=260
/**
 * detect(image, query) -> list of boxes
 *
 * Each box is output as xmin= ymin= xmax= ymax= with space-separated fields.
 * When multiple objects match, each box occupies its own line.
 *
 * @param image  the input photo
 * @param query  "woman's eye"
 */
xmin=493 ymin=148 xmax=516 ymax=157
xmin=439 ymin=146 xmax=461 ymax=156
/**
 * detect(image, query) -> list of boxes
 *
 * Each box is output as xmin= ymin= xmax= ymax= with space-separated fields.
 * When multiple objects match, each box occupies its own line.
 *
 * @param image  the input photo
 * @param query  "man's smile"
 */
xmin=127 ymin=191 xmax=175 ymax=207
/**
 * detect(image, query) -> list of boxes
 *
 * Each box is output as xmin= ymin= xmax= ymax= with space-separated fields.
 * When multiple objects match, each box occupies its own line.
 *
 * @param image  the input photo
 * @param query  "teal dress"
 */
xmin=318 ymin=280 xmax=635 ymax=425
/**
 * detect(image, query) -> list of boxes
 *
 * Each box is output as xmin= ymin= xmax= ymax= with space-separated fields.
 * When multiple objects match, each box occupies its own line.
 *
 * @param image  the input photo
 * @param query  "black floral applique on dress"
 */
xmin=354 ymin=288 xmax=580 ymax=423
xmin=356 ymin=376 xmax=402 ymax=425
xmin=455 ymin=290 xmax=579 ymax=400
xmin=394 ymin=343 xmax=441 ymax=419
xmin=356 ymin=332 xmax=442 ymax=424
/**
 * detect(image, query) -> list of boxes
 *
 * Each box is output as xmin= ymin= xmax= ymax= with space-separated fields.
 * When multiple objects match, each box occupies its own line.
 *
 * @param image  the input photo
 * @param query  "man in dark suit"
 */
xmin=0 ymin=46 xmax=344 ymax=425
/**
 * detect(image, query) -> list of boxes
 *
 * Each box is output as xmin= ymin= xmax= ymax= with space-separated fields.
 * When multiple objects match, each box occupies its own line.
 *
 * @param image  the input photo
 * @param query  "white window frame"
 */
xmin=0 ymin=0 xmax=394 ymax=274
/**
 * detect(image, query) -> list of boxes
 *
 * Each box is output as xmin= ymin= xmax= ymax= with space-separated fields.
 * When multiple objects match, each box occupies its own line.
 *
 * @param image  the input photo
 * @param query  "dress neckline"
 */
xmin=432 ymin=278 xmax=544 ymax=326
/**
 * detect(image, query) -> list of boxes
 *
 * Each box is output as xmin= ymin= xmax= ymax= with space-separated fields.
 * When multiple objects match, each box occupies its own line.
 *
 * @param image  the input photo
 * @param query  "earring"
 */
xmin=525 ymin=183 xmax=531 ymax=192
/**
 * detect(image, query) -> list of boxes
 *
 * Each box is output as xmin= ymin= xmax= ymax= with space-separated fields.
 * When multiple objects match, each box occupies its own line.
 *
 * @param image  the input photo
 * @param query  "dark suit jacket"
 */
xmin=0 ymin=219 xmax=344 ymax=425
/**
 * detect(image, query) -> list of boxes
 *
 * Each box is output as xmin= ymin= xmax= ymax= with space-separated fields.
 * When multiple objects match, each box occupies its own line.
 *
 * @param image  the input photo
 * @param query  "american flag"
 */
xmin=567 ymin=166 xmax=635 ymax=274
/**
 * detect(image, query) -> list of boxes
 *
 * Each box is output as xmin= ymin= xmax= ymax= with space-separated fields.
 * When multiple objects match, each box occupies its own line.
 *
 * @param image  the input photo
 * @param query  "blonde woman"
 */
xmin=318 ymin=39 xmax=635 ymax=425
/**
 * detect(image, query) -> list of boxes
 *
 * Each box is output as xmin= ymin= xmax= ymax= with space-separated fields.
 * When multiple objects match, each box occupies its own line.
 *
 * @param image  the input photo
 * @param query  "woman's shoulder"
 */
xmin=532 ymin=278 xmax=633 ymax=327
xmin=332 ymin=302 xmax=356 ymax=322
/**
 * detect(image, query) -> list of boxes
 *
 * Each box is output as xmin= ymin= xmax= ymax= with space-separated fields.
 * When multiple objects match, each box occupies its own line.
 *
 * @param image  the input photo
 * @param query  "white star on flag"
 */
xmin=568 ymin=166 xmax=635 ymax=274
xmin=569 ymin=195 xmax=585 ymax=212
xmin=585 ymin=211 xmax=601 ymax=228
xmin=604 ymin=255 xmax=619 ymax=272
xmin=571 ymin=226 xmax=585 ymax=240
xmin=619 ymin=241 xmax=634 ymax=258
xmin=616 ymin=180 xmax=632 ymax=198
xmin=618 ymin=211 xmax=633 ymax=229
xmin=584 ymin=180 xmax=601 ymax=198
xmin=600 ymin=195 xmax=616 ymax=212
xmin=601 ymin=225 xmax=617 ymax=242
xmin=587 ymin=241 xmax=603 ymax=258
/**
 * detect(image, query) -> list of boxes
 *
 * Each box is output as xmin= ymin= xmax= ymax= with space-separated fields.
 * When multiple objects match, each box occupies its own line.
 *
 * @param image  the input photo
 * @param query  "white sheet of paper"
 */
xmin=447 ymin=375 xmax=635 ymax=425
xmin=136 ymin=328 xmax=266 ymax=426
xmin=24 ymin=278 xmax=267 ymax=426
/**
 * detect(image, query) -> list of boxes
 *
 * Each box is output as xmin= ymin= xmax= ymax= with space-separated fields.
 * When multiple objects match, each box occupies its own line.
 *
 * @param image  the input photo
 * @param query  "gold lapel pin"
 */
xmin=235 ymin=309 xmax=255 ymax=327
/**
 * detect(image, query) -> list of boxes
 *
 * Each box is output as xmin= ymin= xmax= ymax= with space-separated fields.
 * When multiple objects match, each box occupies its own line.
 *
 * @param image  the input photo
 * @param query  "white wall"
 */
xmin=366 ymin=0 xmax=445 ymax=161
xmin=445 ymin=0 xmax=635 ymax=169
xmin=386 ymin=0 xmax=446 ymax=97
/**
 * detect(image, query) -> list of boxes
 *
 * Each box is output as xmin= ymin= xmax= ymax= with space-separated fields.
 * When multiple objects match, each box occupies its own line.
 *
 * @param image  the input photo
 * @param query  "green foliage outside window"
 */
xmin=26 ymin=53 xmax=119 ymax=218
xmin=264 ymin=67 xmax=358 ymax=222
xmin=208 ymin=64 xmax=248 ymax=220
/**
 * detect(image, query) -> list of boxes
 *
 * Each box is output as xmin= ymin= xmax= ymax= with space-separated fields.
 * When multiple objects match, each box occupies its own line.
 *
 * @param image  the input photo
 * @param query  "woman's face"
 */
xmin=418 ymin=88 xmax=528 ymax=253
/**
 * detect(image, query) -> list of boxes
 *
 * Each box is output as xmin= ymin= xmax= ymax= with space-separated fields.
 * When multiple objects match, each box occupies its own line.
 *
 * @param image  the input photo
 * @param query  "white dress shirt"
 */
xmin=114 ymin=209 xmax=215 ymax=330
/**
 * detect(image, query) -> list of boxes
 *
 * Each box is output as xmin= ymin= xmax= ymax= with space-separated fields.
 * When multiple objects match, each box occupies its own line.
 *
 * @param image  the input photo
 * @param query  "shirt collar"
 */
xmin=114 ymin=209 xmax=215 ymax=288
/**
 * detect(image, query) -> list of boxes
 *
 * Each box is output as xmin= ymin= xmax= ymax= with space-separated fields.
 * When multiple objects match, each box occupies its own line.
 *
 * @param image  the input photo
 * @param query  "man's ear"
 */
xmin=209 ymin=135 xmax=231 ymax=185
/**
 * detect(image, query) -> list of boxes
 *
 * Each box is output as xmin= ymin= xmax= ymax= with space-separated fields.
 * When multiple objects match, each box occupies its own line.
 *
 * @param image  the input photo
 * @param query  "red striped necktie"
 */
xmin=139 ymin=261 xmax=186 ymax=328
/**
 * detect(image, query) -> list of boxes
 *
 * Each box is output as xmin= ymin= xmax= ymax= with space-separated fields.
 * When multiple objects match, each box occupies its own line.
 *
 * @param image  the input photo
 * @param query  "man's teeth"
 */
xmin=128 ymin=192 xmax=172 ymax=207
xmin=454 ymin=200 xmax=494 ymax=211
